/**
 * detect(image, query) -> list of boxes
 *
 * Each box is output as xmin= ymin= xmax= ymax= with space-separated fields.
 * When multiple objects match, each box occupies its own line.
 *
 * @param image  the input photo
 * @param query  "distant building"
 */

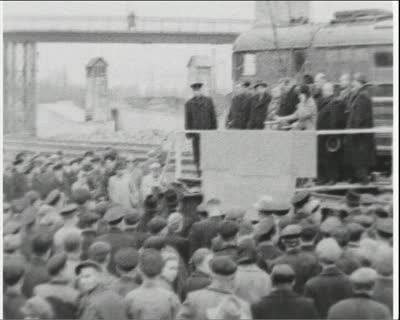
xmin=187 ymin=55 xmax=213 ymax=96
xmin=85 ymin=57 xmax=109 ymax=122
xmin=255 ymin=1 xmax=310 ymax=26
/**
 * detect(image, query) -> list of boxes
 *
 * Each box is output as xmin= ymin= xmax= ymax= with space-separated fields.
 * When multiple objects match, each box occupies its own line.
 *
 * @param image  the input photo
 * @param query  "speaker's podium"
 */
xmin=195 ymin=130 xmax=317 ymax=218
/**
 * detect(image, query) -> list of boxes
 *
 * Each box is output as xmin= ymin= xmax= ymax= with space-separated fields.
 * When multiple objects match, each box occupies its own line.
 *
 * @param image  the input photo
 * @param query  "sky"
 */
xmin=3 ymin=1 xmax=394 ymax=94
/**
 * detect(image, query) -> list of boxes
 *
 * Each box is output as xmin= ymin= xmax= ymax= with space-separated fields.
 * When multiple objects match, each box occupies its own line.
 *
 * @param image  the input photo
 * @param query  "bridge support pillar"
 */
xmin=3 ymin=41 xmax=37 ymax=136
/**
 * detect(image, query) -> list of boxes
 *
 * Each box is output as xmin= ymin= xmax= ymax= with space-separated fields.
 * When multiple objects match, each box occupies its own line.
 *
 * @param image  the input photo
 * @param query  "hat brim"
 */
xmin=75 ymin=260 xmax=102 ymax=275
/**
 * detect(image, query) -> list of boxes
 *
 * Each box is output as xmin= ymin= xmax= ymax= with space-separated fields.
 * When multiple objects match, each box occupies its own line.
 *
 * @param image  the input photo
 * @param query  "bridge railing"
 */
xmin=3 ymin=15 xmax=254 ymax=34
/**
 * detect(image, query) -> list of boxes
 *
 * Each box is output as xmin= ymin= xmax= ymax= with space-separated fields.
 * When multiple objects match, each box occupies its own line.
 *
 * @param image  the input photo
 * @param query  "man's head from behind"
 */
xmin=139 ymin=249 xmax=165 ymax=279
xmin=271 ymin=264 xmax=296 ymax=289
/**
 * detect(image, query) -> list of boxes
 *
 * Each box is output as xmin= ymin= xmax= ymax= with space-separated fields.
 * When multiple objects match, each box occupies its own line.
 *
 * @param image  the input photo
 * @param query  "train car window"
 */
xmin=375 ymin=52 xmax=393 ymax=67
xmin=243 ymin=53 xmax=256 ymax=76
xmin=232 ymin=53 xmax=244 ymax=81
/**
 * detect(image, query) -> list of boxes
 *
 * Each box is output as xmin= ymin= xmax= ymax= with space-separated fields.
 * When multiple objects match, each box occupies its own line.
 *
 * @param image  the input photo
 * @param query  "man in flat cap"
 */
xmin=110 ymin=247 xmax=141 ymax=297
xmin=247 ymin=80 xmax=271 ymax=129
xmin=372 ymin=246 xmax=393 ymax=315
xmin=327 ymin=268 xmax=391 ymax=320
xmin=272 ymin=224 xmax=320 ymax=294
xmin=343 ymin=72 xmax=376 ymax=184
xmin=94 ymin=205 xmax=136 ymax=274
xmin=254 ymin=216 xmax=282 ymax=273
xmin=234 ymin=238 xmax=272 ymax=304
xmin=3 ymin=258 xmax=27 ymax=320
xmin=211 ymin=220 xmax=240 ymax=260
xmin=375 ymin=218 xmax=393 ymax=247
xmin=184 ymin=82 xmax=218 ymax=177
xmin=88 ymin=241 xmax=117 ymax=286
xmin=22 ymin=233 xmax=53 ymax=298
xmin=304 ymin=238 xmax=353 ymax=318
xmin=251 ymin=264 xmax=319 ymax=319
xmin=33 ymin=252 xmax=79 ymax=319
xmin=177 ymin=256 xmax=251 ymax=320
xmin=75 ymin=260 xmax=127 ymax=320
xmin=226 ymin=81 xmax=252 ymax=129
xmin=125 ymin=249 xmax=181 ymax=320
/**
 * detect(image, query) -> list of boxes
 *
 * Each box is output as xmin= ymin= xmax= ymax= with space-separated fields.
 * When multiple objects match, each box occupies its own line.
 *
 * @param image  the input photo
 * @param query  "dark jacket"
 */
xmin=22 ymin=256 xmax=51 ymax=298
xmin=3 ymin=289 xmax=27 ymax=320
xmin=94 ymin=227 xmax=137 ymax=274
xmin=278 ymin=85 xmax=299 ymax=117
xmin=251 ymin=288 xmax=319 ymax=319
xmin=183 ymin=270 xmax=212 ymax=300
xmin=185 ymin=95 xmax=217 ymax=131
xmin=188 ymin=216 xmax=222 ymax=254
xmin=256 ymin=242 xmax=283 ymax=272
xmin=247 ymin=93 xmax=271 ymax=129
xmin=272 ymin=248 xmax=321 ymax=294
xmin=343 ymin=86 xmax=376 ymax=168
xmin=211 ymin=237 xmax=238 ymax=260
xmin=226 ymin=92 xmax=252 ymax=129
xmin=77 ymin=285 xmax=127 ymax=320
xmin=109 ymin=275 xmax=141 ymax=298
xmin=304 ymin=265 xmax=354 ymax=318
xmin=372 ymin=276 xmax=393 ymax=315
xmin=124 ymin=227 xmax=149 ymax=249
xmin=165 ymin=233 xmax=191 ymax=264
xmin=327 ymin=293 xmax=392 ymax=320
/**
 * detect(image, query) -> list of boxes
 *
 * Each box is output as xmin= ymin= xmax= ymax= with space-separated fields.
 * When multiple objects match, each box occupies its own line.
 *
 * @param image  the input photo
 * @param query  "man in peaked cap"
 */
xmin=178 ymin=256 xmax=252 ymax=320
xmin=247 ymin=79 xmax=271 ymax=129
xmin=273 ymin=224 xmax=320 ymax=294
xmin=184 ymin=81 xmax=218 ymax=177
xmin=53 ymin=203 xmax=81 ymax=253
xmin=94 ymin=205 xmax=137 ymax=275
xmin=251 ymin=264 xmax=319 ymax=320
xmin=110 ymin=247 xmax=141 ymax=297
xmin=3 ymin=258 xmax=27 ymax=320
xmin=211 ymin=220 xmax=240 ymax=260
xmin=304 ymin=238 xmax=353 ymax=318
xmin=33 ymin=252 xmax=79 ymax=318
xmin=253 ymin=195 xmax=290 ymax=225
xmin=327 ymin=268 xmax=391 ymax=320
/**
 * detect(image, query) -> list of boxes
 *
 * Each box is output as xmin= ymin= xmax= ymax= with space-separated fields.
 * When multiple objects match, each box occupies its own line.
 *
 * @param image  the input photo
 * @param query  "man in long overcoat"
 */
xmin=226 ymin=81 xmax=252 ymax=129
xmin=184 ymin=82 xmax=217 ymax=176
xmin=317 ymin=82 xmax=347 ymax=184
xmin=343 ymin=73 xmax=376 ymax=184
xmin=247 ymin=81 xmax=271 ymax=129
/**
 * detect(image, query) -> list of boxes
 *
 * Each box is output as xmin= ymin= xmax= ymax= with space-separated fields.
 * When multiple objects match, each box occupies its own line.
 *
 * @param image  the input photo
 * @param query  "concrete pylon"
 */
xmin=3 ymin=41 xmax=37 ymax=136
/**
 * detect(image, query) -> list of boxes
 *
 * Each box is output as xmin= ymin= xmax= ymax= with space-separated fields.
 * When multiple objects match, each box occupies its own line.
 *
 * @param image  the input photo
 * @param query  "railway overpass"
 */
xmin=3 ymin=15 xmax=254 ymax=136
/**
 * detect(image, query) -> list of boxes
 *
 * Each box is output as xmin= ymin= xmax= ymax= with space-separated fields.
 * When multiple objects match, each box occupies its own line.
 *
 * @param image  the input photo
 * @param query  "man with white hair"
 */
xmin=313 ymin=73 xmax=327 ymax=110
xmin=327 ymin=268 xmax=391 ymax=319
xmin=141 ymin=162 xmax=167 ymax=199
xmin=317 ymin=82 xmax=347 ymax=184
xmin=304 ymin=238 xmax=353 ymax=319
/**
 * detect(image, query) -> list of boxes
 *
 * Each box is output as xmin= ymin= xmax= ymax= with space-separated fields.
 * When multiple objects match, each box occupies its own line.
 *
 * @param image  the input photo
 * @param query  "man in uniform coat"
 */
xmin=247 ymin=80 xmax=271 ymax=129
xmin=226 ymin=81 xmax=252 ymax=129
xmin=317 ymin=82 xmax=347 ymax=184
xmin=343 ymin=73 xmax=376 ymax=184
xmin=251 ymin=264 xmax=319 ymax=320
xmin=184 ymin=82 xmax=217 ymax=177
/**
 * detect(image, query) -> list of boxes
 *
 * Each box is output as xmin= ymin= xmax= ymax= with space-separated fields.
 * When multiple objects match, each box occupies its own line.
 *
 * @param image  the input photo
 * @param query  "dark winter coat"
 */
xmin=247 ymin=93 xmax=271 ymax=129
xmin=343 ymin=86 xmax=376 ymax=168
xmin=185 ymin=95 xmax=218 ymax=131
xmin=226 ymin=92 xmax=252 ymax=129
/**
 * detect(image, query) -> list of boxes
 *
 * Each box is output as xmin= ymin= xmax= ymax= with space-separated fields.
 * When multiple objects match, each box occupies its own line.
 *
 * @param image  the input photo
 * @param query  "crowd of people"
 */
xmin=224 ymin=72 xmax=376 ymax=184
xmin=3 ymin=142 xmax=394 ymax=319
